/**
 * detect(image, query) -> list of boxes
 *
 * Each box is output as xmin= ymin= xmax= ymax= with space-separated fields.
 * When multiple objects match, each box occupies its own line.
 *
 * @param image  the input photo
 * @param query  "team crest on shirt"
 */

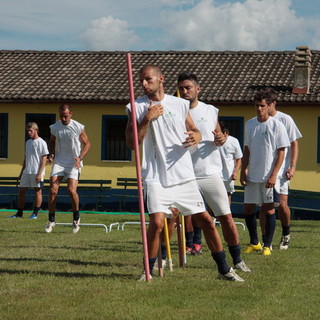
xmin=197 ymin=117 xmax=208 ymax=123
xmin=164 ymin=111 xmax=176 ymax=118
xmin=196 ymin=201 xmax=204 ymax=207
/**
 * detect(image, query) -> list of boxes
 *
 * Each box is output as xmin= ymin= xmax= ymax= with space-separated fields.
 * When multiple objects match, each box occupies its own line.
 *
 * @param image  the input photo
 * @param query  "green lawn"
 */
xmin=0 ymin=211 xmax=319 ymax=320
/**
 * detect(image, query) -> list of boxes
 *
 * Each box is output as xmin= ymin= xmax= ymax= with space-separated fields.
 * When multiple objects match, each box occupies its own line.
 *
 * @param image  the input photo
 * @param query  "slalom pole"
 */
xmin=181 ymin=215 xmax=187 ymax=265
xmin=157 ymin=243 xmax=164 ymax=277
xmin=175 ymin=87 xmax=187 ymax=265
xmin=164 ymin=218 xmax=173 ymax=271
xmin=176 ymin=214 xmax=184 ymax=267
xmin=126 ymin=53 xmax=150 ymax=282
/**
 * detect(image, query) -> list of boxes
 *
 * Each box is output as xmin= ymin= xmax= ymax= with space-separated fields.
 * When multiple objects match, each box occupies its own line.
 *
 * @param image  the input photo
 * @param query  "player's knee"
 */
xmin=149 ymin=215 xmax=164 ymax=232
xmin=49 ymin=187 xmax=58 ymax=198
xmin=193 ymin=211 xmax=212 ymax=229
xmin=67 ymin=188 xmax=78 ymax=198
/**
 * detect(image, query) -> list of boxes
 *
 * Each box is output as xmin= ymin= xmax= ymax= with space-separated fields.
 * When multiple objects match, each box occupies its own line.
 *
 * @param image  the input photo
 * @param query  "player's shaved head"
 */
xmin=139 ymin=65 xmax=163 ymax=76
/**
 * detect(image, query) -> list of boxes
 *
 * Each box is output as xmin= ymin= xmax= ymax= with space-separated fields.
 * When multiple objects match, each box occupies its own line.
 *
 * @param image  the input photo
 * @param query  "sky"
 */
xmin=0 ymin=0 xmax=319 ymax=52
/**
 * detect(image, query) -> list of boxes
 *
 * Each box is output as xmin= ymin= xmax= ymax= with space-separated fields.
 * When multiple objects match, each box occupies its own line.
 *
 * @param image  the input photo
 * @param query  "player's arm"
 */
xmin=286 ymin=140 xmax=299 ymax=180
xmin=183 ymin=112 xmax=202 ymax=148
xmin=48 ymin=134 xmax=56 ymax=164
xmin=266 ymin=147 xmax=285 ymax=188
xmin=125 ymin=111 xmax=153 ymax=150
xmin=18 ymin=158 xmax=26 ymax=179
xmin=240 ymin=146 xmax=249 ymax=186
xmin=232 ymin=158 xmax=242 ymax=180
xmin=212 ymin=121 xmax=226 ymax=146
xmin=36 ymin=155 xmax=47 ymax=183
xmin=126 ymin=101 xmax=163 ymax=150
xmin=74 ymin=129 xmax=91 ymax=168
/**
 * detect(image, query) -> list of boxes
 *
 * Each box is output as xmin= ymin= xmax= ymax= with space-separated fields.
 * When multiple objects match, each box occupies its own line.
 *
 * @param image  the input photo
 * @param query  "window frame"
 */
xmin=219 ymin=116 xmax=244 ymax=149
xmin=317 ymin=117 xmax=320 ymax=164
xmin=25 ymin=113 xmax=56 ymax=146
xmin=101 ymin=115 xmax=131 ymax=162
xmin=0 ymin=113 xmax=8 ymax=158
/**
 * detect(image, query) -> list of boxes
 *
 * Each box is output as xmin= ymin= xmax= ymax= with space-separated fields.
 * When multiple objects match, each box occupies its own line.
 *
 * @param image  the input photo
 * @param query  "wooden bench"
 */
xmin=0 ymin=177 xmax=20 ymax=208
xmin=0 ymin=177 xmax=112 ymax=211
xmin=288 ymin=189 xmax=320 ymax=219
xmin=43 ymin=179 xmax=112 ymax=211
xmin=231 ymin=185 xmax=320 ymax=219
xmin=113 ymin=178 xmax=139 ymax=212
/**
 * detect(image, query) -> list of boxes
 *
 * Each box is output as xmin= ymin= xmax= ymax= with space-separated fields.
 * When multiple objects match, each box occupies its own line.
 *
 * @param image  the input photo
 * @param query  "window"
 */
xmin=219 ymin=116 xmax=244 ymax=148
xmin=0 ymin=113 xmax=8 ymax=158
xmin=102 ymin=115 xmax=131 ymax=161
xmin=318 ymin=117 xmax=320 ymax=163
xmin=25 ymin=114 xmax=56 ymax=145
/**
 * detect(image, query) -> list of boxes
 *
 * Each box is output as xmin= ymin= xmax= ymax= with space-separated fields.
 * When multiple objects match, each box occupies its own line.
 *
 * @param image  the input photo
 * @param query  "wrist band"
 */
xmin=290 ymin=164 xmax=296 ymax=167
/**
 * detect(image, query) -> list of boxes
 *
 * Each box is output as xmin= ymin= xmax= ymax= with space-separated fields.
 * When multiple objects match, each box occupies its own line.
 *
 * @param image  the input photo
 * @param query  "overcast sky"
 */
xmin=1 ymin=0 xmax=319 ymax=51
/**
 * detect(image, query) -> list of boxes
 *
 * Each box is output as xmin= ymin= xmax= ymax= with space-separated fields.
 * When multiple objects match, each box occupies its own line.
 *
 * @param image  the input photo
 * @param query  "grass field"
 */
xmin=0 ymin=210 xmax=319 ymax=320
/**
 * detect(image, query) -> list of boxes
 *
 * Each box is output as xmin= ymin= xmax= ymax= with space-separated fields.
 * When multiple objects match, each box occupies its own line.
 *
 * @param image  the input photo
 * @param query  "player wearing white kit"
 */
xmin=126 ymin=65 xmax=244 ymax=281
xmin=177 ymin=72 xmax=250 ymax=272
xmin=241 ymin=89 xmax=290 ymax=256
xmin=265 ymin=87 xmax=302 ymax=249
xmin=8 ymin=122 xmax=48 ymax=219
xmin=218 ymin=122 xmax=243 ymax=205
xmin=45 ymin=104 xmax=91 ymax=233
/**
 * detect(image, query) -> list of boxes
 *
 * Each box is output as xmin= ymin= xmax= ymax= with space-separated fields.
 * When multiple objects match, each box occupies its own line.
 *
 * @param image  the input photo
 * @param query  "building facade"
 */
xmin=0 ymin=48 xmax=319 ymax=192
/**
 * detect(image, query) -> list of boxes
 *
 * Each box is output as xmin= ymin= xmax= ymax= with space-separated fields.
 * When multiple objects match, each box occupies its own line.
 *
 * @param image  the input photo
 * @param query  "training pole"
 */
xmin=126 ymin=53 xmax=150 ymax=282
xmin=176 ymin=215 xmax=184 ymax=267
xmin=157 ymin=243 xmax=164 ymax=277
xmin=175 ymin=88 xmax=187 ymax=267
xmin=181 ymin=215 xmax=187 ymax=264
xmin=164 ymin=218 xmax=173 ymax=271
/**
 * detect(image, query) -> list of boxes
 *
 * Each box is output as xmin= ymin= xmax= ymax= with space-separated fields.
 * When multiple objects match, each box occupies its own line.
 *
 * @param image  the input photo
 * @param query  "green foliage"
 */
xmin=0 ymin=212 xmax=319 ymax=320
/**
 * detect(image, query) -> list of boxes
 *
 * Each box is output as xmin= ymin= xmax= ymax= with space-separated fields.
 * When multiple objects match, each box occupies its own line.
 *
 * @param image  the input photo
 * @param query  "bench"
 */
xmin=113 ymin=178 xmax=139 ymax=212
xmin=0 ymin=177 xmax=20 ymax=208
xmin=43 ymin=179 xmax=112 ymax=211
xmin=0 ymin=177 xmax=112 ymax=211
xmin=288 ymin=189 xmax=320 ymax=219
xmin=231 ymin=185 xmax=320 ymax=219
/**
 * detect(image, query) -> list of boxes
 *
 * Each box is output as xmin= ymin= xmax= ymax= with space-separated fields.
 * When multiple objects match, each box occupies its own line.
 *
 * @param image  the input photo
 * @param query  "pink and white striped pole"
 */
xmin=126 ymin=53 xmax=150 ymax=282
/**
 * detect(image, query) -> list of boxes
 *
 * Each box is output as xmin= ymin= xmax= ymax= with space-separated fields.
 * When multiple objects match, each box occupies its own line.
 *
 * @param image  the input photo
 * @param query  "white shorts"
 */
xmin=50 ymin=164 xmax=80 ymax=181
xmin=19 ymin=173 xmax=43 ymax=188
xmin=223 ymin=179 xmax=235 ymax=194
xmin=196 ymin=174 xmax=231 ymax=217
xmin=279 ymin=178 xmax=290 ymax=195
xmin=244 ymin=180 xmax=280 ymax=205
xmin=144 ymin=180 xmax=205 ymax=216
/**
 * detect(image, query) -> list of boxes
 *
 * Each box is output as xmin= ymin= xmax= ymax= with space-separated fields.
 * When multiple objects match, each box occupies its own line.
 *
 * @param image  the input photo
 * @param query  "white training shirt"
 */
xmin=273 ymin=111 xmax=302 ymax=177
xmin=245 ymin=116 xmax=290 ymax=183
xmin=219 ymin=135 xmax=243 ymax=181
xmin=189 ymin=101 xmax=222 ymax=178
xmin=23 ymin=137 xmax=49 ymax=175
xmin=50 ymin=119 xmax=84 ymax=168
xmin=126 ymin=94 xmax=196 ymax=188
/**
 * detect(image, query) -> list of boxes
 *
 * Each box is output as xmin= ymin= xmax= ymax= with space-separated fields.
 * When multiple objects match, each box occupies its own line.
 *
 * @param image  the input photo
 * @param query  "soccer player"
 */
xmin=44 ymin=104 xmax=91 ymax=233
xmin=8 ymin=122 xmax=48 ymax=219
xmin=241 ymin=89 xmax=290 ymax=256
xmin=219 ymin=121 xmax=243 ymax=205
xmin=264 ymin=87 xmax=302 ymax=249
xmin=126 ymin=65 xmax=244 ymax=281
xmin=177 ymin=72 xmax=250 ymax=272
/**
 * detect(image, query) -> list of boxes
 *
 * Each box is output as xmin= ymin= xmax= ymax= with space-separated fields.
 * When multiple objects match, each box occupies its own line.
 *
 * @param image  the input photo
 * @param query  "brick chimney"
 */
xmin=293 ymin=46 xmax=311 ymax=94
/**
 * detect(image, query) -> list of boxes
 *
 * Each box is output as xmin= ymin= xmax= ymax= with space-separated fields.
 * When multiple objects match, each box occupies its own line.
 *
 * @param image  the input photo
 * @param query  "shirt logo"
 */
xmin=197 ymin=117 xmax=208 ymax=123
